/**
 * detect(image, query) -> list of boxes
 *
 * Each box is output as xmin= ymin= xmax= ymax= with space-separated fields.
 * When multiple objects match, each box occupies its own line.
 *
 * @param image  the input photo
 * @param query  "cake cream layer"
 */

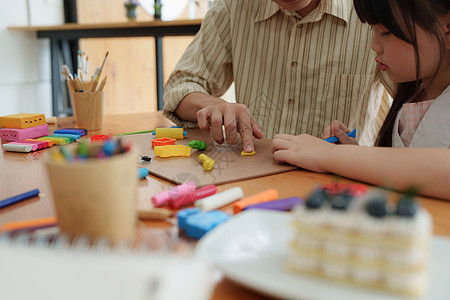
xmin=290 ymin=240 xmax=427 ymax=271
xmin=286 ymin=257 xmax=427 ymax=297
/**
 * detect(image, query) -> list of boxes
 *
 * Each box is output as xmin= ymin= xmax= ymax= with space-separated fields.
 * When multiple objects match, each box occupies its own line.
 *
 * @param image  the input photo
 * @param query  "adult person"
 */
xmin=163 ymin=0 xmax=394 ymax=152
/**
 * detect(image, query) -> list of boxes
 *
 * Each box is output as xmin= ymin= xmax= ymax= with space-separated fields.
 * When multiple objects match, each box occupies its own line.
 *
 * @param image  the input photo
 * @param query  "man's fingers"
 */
xmin=210 ymin=111 xmax=225 ymax=144
xmin=197 ymin=110 xmax=211 ymax=134
xmin=250 ymin=118 xmax=264 ymax=139
xmin=223 ymin=110 xmax=238 ymax=145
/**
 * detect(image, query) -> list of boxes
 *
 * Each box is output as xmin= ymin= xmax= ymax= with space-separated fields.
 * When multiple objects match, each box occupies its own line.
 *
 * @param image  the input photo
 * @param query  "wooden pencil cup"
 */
xmin=72 ymin=91 xmax=104 ymax=130
xmin=45 ymin=145 xmax=137 ymax=245
xmin=67 ymin=81 xmax=93 ymax=118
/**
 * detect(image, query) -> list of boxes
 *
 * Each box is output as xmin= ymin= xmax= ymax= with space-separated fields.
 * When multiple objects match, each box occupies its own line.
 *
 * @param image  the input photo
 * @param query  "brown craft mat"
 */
xmin=122 ymin=129 xmax=298 ymax=186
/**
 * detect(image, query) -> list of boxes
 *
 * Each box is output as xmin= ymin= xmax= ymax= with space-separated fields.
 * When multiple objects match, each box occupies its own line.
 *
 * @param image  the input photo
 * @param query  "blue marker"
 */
xmin=325 ymin=128 xmax=356 ymax=143
xmin=0 ymin=189 xmax=40 ymax=209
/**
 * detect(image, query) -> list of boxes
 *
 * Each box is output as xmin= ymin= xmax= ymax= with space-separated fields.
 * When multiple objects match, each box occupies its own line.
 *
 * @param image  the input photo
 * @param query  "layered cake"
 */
xmin=287 ymin=185 xmax=432 ymax=296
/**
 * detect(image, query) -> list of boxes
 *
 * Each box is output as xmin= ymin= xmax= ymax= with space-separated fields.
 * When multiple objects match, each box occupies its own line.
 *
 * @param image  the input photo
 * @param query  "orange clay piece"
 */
xmin=240 ymin=150 xmax=256 ymax=156
xmin=151 ymin=137 xmax=176 ymax=148
xmin=232 ymin=188 xmax=279 ymax=214
xmin=199 ymin=153 xmax=215 ymax=171
xmin=154 ymin=145 xmax=191 ymax=158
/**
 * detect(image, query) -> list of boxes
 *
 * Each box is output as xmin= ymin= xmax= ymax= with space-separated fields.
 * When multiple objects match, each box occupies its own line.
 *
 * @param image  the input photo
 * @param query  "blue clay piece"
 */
xmin=184 ymin=210 xmax=230 ymax=239
xmin=177 ymin=207 xmax=202 ymax=231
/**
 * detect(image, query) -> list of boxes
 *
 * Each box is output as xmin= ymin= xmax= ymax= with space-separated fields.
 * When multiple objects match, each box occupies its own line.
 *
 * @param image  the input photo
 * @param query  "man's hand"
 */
xmin=174 ymin=93 xmax=263 ymax=152
xmin=197 ymin=102 xmax=263 ymax=152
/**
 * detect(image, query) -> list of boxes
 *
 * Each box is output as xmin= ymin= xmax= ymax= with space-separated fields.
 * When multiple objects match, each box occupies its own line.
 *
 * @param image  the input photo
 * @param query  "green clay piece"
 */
xmin=189 ymin=140 xmax=207 ymax=150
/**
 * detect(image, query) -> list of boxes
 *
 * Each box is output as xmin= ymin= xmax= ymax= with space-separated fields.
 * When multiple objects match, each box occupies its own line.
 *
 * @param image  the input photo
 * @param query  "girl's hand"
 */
xmin=271 ymin=134 xmax=335 ymax=173
xmin=321 ymin=120 xmax=358 ymax=145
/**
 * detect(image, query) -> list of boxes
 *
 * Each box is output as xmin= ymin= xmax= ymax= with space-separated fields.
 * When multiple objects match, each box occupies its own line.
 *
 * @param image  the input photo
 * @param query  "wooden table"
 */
xmin=8 ymin=20 xmax=202 ymax=116
xmin=1 ymin=112 xmax=449 ymax=300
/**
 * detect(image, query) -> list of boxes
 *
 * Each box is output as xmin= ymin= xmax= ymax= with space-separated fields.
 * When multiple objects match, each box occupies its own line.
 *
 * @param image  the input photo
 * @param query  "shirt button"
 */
xmin=288 ymin=99 xmax=294 ymax=104
xmin=291 ymin=61 xmax=298 ymax=67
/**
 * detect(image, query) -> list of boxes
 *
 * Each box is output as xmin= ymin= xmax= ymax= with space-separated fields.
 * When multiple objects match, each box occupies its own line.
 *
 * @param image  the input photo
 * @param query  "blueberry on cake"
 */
xmin=287 ymin=186 xmax=432 ymax=297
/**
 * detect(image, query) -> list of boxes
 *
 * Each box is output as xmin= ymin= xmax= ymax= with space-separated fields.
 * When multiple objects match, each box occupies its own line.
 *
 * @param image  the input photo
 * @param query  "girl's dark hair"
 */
xmin=354 ymin=0 xmax=449 ymax=146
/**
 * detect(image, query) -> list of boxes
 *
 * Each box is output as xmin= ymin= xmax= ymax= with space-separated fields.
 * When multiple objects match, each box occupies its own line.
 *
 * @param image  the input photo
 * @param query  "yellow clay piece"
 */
xmin=154 ymin=145 xmax=191 ymax=158
xmin=241 ymin=150 xmax=256 ymax=156
xmin=154 ymin=128 xmax=184 ymax=139
xmin=37 ymin=137 xmax=70 ymax=145
xmin=199 ymin=153 xmax=215 ymax=171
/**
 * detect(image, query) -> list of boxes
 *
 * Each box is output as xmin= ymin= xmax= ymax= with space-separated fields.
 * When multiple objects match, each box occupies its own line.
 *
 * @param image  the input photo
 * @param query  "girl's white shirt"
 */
xmin=392 ymin=84 xmax=450 ymax=148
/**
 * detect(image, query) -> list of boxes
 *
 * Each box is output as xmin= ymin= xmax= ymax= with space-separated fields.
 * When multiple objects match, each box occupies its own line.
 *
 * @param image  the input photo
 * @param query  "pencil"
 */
xmin=98 ymin=76 xmax=107 ymax=91
xmin=0 ymin=189 xmax=40 ymax=209
xmin=114 ymin=129 xmax=156 ymax=136
xmin=0 ymin=216 xmax=57 ymax=232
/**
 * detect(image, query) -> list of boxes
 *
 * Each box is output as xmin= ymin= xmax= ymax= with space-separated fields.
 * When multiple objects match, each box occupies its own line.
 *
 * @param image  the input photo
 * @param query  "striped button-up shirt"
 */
xmin=163 ymin=0 xmax=394 ymax=143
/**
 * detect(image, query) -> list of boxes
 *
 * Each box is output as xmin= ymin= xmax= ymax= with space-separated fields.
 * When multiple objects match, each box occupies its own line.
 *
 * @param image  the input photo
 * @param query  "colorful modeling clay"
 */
xmin=0 ymin=113 xmax=46 ymax=129
xmin=54 ymin=128 xmax=87 ymax=136
xmin=2 ymin=143 xmax=33 ymax=152
xmin=151 ymin=181 xmax=197 ymax=207
xmin=324 ymin=128 xmax=357 ymax=143
xmin=195 ymin=187 xmax=244 ymax=211
xmin=242 ymin=196 xmax=303 ymax=211
xmin=178 ymin=209 xmax=230 ymax=239
xmin=151 ymin=137 xmax=176 ymax=148
xmin=26 ymin=139 xmax=54 ymax=147
xmin=154 ymin=145 xmax=191 ymax=158
xmin=0 ymin=124 xmax=49 ymax=141
xmin=198 ymin=153 xmax=214 ymax=171
xmin=240 ymin=150 xmax=255 ymax=156
xmin=188 ymin=140 xmax=207 ymax=150
xmin=177 ymin=207 xmax=202 ymax=230
xmin=138 ymin=167 xmax=149 ymax=179
xmin=13 ymin=140 xmax=50 ymax=150
xmin=232 ymin=189 xmax=279 ymax=214
xmin=171 ymin=184 xmax=217 ymax=208
xmin=37 ymin=136 xmax=71 ymax=145
xmin=91 ymin=135 xmax=109 ymax=142
xmin=53 ymin=133 xmax=81 ymax=140
xmin=153 ymin=128 xmax=186 ymax=139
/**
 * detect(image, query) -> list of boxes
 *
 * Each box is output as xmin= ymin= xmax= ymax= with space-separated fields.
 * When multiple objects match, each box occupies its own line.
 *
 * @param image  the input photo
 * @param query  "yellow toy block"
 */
xmin=154 ymin=145 xmax=191 ymax=158
xmin=0 ymin=113 xmax=46 ymax=129
xmin=199 ymin=153 xmax=215 ymax=171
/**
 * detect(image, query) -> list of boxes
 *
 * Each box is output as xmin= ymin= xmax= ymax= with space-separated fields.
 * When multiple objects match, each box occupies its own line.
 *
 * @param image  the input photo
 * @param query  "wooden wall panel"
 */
xmin=76 ymin=0 xmax=196 ymax=114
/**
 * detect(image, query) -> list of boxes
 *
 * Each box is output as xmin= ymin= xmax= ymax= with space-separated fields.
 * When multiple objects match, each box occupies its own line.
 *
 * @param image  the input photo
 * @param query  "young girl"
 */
xmin=271 ymin=0 xmax=450 ymax=200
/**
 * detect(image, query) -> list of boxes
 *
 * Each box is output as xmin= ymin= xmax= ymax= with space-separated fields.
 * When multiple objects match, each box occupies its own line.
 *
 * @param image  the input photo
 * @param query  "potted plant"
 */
xmin=124 ymin=0 xmax=139 ymax=21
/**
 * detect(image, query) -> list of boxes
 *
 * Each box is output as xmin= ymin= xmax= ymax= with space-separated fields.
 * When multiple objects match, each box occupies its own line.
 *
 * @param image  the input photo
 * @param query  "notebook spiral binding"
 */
xmin=0 ymin=225 xmax=195 ymax=255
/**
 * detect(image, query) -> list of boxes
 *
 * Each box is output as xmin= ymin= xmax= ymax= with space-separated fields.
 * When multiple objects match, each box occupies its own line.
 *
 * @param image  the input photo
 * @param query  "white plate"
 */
xmin=196 ymin=210 xmax=450 ymax=300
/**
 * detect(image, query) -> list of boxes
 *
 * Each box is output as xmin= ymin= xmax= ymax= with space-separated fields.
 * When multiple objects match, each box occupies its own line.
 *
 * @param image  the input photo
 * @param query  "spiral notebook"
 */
xmin=0 ymin=231 xmax=213 ymax=300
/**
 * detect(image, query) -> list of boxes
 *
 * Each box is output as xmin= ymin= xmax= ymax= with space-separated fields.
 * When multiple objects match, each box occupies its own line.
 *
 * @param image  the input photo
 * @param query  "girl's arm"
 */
xmin=272 ymin=134 xmax=450 ymax=200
